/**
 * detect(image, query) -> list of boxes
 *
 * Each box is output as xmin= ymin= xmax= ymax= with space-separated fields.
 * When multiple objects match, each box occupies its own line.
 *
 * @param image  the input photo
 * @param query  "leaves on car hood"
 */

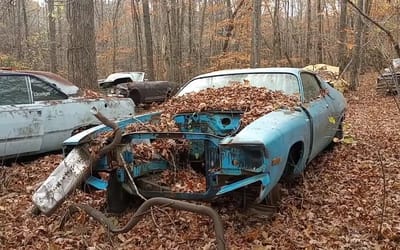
xmin=99 ymin=83 xmax=300 ymax=162
xmin=2 ymin=72 xmax=399 ymax=249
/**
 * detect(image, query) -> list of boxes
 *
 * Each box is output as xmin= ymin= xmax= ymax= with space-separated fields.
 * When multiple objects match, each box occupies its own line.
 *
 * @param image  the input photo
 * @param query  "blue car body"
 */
xmin=33 ymin=68 xmax=346 ymax=215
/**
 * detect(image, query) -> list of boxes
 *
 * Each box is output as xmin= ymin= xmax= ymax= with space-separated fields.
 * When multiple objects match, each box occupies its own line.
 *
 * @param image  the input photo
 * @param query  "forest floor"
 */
xmin=1 ymin=72 xmax=400 ymax=249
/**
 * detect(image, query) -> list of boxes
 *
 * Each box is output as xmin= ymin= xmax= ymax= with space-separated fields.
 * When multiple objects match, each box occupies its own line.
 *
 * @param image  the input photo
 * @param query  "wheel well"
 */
xmin=129 ymin=89 xmax=142 ymax=105
xmin=166 ymin=88 xmax=172 ymax=98
xmin=282 ymin=141 xmax=304 ymax=178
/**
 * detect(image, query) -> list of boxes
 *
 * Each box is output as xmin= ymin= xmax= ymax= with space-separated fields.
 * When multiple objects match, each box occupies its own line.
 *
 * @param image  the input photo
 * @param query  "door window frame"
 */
xmin=29 ymin=76 xmax=68 ymax=102
xmin=0 ymin=75 xmax=33 ymax=105
xmin=300 ymin=72 xmax=323 ymax=103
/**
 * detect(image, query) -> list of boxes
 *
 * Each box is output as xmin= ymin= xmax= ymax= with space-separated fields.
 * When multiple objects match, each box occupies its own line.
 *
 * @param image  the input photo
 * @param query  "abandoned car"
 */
xmin=0 ymin=70 xmax=135 ymax=159
xmin=376 ymin=58 xmax=400 ymax=95
xmin=33 ymin=67 xmax=346 ymax=215
xmin=99 ymin=71 xmax=180 ymax=106
xmin=98 ymin=71 xmax=146 ymax=89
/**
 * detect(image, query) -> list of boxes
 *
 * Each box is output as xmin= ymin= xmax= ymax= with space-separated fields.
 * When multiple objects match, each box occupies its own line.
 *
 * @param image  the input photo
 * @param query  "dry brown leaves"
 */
xmin=159 ymin=168 xmax=207 ymax=193
xmin=152 ymin=83 xmax=300 ymax=127
xmin=106 ymin=84 xmax=298 ymax=162
xmin=81 ymin=88 xmax=104 ymax=99
xmin=1 ymin=72 xmax=400 ymax=249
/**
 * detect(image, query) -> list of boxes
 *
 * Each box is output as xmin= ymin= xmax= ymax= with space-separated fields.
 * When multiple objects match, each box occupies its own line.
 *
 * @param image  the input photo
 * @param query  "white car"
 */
xmin=0 ymin=70 xmax=135 ymax=159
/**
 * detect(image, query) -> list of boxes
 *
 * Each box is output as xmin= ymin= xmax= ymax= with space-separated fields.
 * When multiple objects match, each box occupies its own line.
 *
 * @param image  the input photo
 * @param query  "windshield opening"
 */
xmin=178 ymin=73 xmax=300 ymax=96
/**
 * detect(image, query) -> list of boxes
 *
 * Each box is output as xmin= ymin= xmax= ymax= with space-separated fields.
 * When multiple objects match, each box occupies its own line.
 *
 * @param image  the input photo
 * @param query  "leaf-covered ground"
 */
xmin=1 ymin=72 xmax=399 ymax=249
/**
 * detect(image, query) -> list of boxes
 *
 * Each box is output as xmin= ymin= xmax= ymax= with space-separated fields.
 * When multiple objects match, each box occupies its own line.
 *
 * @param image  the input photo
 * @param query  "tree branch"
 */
xmin=347 ymin=0 xmax=400 ymax=58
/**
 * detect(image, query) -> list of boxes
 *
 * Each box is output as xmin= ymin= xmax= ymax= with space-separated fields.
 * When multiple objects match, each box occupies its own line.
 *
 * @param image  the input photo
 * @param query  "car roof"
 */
xmin=103 ymin=72 xmax=145 ymax=83
xmin=0 ymin=70 xmax=79 ymax=96
xmin=191 ymin=67 xmax=306 ymax=80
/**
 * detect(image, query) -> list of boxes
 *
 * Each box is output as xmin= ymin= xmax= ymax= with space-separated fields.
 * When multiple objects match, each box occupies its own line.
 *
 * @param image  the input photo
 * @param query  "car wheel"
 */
xmin=31 ymin=205 xmax=41 ymax=216
xmin=334 ymin=119 xmax=344 ymax=140
xmin=281 ymin=142 xmax=303 ymax=180
xmin=265 ymin=183 xmax=281 ymax=206
xmin=106 ymin=170 xmax=130 ymax=213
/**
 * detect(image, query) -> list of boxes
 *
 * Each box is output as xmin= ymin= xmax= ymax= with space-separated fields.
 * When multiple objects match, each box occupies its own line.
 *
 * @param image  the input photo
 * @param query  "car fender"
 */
xmin=63 ymin=111 xmax=162 ymax=147
xmin=229 ymin=109 xmax=311 ymax=187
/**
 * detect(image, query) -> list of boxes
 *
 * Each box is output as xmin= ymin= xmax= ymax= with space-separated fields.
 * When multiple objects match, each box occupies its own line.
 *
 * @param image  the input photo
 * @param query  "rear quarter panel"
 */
xmin=37 ymin=98 xmax=135 ymax=152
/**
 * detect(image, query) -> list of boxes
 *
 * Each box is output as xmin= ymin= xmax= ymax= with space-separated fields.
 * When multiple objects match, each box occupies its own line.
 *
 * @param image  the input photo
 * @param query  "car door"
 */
xmin=300 ymin=72 xmax=334 ymax=161
xmin=0 ymin=75 xmax=44 ymax=158
xmin=29 ymin=75 xmax=70 ymax=153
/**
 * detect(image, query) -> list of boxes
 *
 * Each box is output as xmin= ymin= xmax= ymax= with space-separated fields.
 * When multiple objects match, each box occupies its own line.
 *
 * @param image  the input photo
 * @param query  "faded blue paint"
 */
xmin=76 ymin=68 xmax=346 ymax=202
xmin=174 ymin=111 xmax=242 ymax=136
xmin=216 ymin=173 xmax=270 ymax=195
xmin=86 ymin=176 xmax=108 ymax=190
xmin=34 ymin=67 xmax=347 ymax=213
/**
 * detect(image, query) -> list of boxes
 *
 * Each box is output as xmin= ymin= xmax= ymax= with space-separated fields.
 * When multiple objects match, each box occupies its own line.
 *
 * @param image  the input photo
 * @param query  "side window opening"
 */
xmin=0 ymin=75 xmax=30 ymax=105
xmin=301 ymin=73 xmax=322 ymax=102
xmin=30 ymin=76 xmax=68 ymax=101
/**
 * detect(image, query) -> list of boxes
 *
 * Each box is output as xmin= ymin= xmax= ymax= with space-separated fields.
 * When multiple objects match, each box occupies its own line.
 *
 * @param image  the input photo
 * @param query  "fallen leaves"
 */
xmin=97 ymin=83 xmax=299 ymax=164
xmin=0 ymin=72 xmax=400 ymax=249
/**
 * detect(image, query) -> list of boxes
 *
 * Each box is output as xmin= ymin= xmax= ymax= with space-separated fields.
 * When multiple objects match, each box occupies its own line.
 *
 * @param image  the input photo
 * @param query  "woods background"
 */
xmin=0 ymin=0 xmax=398 ymax=89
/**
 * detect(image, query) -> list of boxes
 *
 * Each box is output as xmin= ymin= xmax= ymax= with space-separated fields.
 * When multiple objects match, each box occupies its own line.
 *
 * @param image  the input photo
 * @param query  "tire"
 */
xmin=281 ymin=142 xmax=303 ymax=180
xmin=334 ymin=119 xmax=344 ymax=140
xmin=327 ymin=118 xmax=344 ymax=150
xmin=265 ymin=183 xmax=281 ymax=206
xmin=31 ymin=205 xmax=41 ymax=216
xmin=106 ymin=170 xmax=130 ymax=213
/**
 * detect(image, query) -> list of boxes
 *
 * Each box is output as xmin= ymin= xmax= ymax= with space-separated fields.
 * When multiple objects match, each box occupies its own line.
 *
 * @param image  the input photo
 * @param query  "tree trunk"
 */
xmin=141 ymin=0 xmax=155 ymax=80
xmin=16 ymin=0 xmax=22 ymax=60
xmin=21 ymin=0 xmax=28 ymax=45
xmin=197 ymin=0 xmax=207 ymax=72
xmin=48 ymin=0 xmax=57 ymax=73
xmin=131 ymin=0 xmax=143 ymax=71
xmin=166 ymin=0 xmax=181 ymax=82
xmin=222 ymin=0 xmax=245 ymax=53
xmin=57 ymin=4 xmax=64 ymax=72
xmin=316 ymin=0 xmax=323 ymax=63
xmin=338 ymin=0 xmax=348 ymax=74
xmin=251 ymin=0 xmax=261 ymax=68
xmin=273 ymin=0 xmax=281 ymax=63
xmin=349 ymin=0 xmax=365 ymax=91
xmin=305 ymin=0 xmax=311 ymax=65
xmin=112 ymin=0 xmax=122 ymax=72
xmin=66 ymin=0 xmax=97 ymax=89
xmin=188 ymin=0 xmax=193 ymax=57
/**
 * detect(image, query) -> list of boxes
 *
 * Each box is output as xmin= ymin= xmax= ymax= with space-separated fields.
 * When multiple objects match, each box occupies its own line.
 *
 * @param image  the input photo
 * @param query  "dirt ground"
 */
xmin=1 ymin=72 xmax=399 ymax=249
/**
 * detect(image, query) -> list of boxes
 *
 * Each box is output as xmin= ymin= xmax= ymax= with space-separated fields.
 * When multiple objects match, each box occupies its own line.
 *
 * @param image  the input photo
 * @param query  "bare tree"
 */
xmin=305 ymin=0 xmax=311 ymax=65
xmin=142 ymin=0 xmax=155 ymax=80
xmin=16 ymin=0 xmax=22 ymax=60
xmin=349 ymin=0 xmax=366 ymax=90
xmin=130 ymin=0 xmax=143 ymax=71
xmin=165 ymin=0 xmax=181 ymax=82
xmin=112 ymin=0 xmax=122 ymax=72
xmin=222 ymin=0 xmax=245 ymax=52
xmin=272 ymin=0 xmax=281 ymax=63
xmin=48 ymin=0 xmax=57 ymax=73
xmin=338 ymin=0 xmax=348 ymax=74
xmin=316 ymin=0 xmax=323 ymax=63
xmin=21 ymin=0 xmax=28 ymax=45
xmin=66 ymin=0 xmax=97 ymax=88
xmin=197 ymin=0 xmax=207 ymax=72
xmin=251 ymin=0 xmax=261 ymax=68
